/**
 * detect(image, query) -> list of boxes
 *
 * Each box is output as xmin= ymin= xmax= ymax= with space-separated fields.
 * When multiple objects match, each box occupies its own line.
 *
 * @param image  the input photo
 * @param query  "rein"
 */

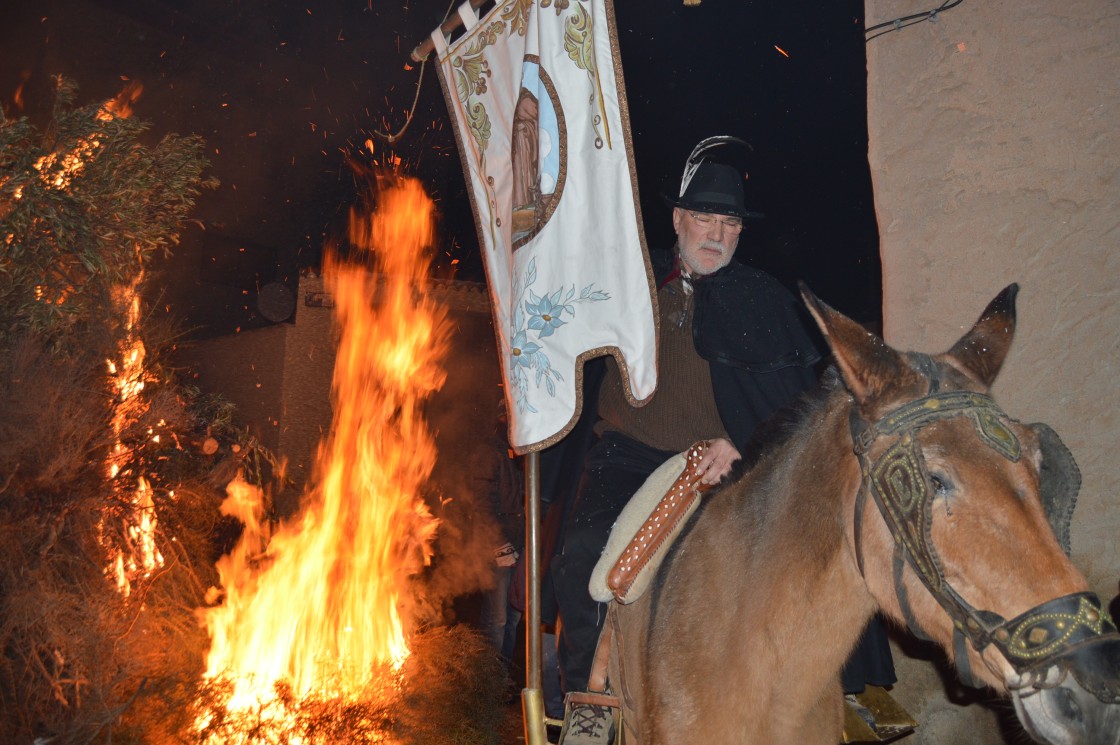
xmin=849 ymin=354 xmax=1120 ymax=702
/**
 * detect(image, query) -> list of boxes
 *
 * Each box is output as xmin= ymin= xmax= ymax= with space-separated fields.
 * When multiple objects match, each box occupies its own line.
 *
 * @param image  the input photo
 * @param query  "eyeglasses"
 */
xmin=686 ymin=211 xmax=743 ymax=234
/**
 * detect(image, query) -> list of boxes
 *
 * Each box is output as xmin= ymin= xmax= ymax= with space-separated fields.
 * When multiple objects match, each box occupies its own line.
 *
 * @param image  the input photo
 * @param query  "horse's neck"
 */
xmin=731 ymin=392 xmax=875 ymax=679
xmin=633 ymin=394 xmax=877 ymax=742
xmin=751 ymin=391 xmax=860 ymax=538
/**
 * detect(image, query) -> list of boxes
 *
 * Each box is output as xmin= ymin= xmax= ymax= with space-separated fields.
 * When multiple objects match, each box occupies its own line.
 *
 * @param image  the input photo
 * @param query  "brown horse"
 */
xmin=605 ymin=285 xmax=1120 ymax=744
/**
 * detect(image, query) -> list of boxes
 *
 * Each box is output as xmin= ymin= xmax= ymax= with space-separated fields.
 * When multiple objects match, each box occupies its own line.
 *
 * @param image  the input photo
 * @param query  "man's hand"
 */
xmin=695 ymin=437 xmax=741 ymax=485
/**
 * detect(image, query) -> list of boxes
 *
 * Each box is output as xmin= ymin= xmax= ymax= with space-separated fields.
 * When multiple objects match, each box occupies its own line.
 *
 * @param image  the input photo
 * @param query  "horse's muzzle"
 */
xmin=1013 ymin=644 xmax=1120 ymax=745
xmin=1049 ymin=635 xmax=1120 ymax=705
xmin=1011 ymin=636 xmax=1120 ymax=745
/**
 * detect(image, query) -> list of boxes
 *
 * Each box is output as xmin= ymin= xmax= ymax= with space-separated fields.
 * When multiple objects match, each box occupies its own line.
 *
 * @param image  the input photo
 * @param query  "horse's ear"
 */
xmin=944 ymin=284 xmax=1019 ymax=388
xmin=799 ymin=282 xmax=921 ymax=405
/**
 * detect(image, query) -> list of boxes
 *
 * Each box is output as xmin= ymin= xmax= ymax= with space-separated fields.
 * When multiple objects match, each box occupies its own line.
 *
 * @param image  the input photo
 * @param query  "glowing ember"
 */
xmin=32 ymin=134 xmax=101 ymax=192
xmin=198 ymin=177 xmax=446 ymax=733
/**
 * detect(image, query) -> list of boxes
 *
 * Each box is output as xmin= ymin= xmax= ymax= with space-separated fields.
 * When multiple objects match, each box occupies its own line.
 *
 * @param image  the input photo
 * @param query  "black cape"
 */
xmin=651 ymin=248 xmax=822 ymax=450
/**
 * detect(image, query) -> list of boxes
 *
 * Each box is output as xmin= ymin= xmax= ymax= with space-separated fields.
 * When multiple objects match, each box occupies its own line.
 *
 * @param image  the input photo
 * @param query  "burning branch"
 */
xmin=0 ymin=77 xmax=225 ymax=744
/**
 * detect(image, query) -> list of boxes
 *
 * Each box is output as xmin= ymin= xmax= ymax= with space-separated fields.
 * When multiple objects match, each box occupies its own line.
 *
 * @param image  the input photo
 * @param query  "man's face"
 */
xmin=672 ymin=208 xmax=742 ymax=276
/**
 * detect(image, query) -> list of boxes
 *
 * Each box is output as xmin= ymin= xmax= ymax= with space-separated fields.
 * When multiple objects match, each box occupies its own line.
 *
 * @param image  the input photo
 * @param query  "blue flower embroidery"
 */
xmin=525 ymin=289 xmax=569 ymax=337
xmin=511 ymin=330 xmax=542 ymax=368
xmin=509 ymin=258 xmax=610 ymax=415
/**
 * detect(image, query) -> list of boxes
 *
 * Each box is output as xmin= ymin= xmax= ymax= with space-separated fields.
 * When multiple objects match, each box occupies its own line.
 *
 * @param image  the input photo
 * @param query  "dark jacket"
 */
xmin=651 ymin=248 xmax=822 ymax=450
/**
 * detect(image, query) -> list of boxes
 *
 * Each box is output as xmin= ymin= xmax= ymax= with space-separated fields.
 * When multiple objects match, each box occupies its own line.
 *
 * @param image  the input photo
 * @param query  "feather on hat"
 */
xmin=664 ymin=135 xmax=763 ymax=219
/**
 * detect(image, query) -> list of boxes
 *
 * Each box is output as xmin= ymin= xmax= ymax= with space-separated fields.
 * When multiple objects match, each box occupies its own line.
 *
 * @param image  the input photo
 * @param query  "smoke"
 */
xmin=411 ymin=467 xmax=502 ymax=628
xmin=408 ymin=333 xmax=508 ymax=628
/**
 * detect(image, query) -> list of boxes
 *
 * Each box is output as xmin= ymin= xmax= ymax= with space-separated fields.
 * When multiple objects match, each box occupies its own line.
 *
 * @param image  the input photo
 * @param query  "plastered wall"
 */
xmin=864 ymin=1 xmax=1119 ymax=741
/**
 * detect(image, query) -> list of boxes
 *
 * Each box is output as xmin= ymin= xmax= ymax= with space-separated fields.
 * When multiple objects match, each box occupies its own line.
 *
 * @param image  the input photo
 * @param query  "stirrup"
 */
xmin=559 ymin=619 xmax=622 ymax=744
xmin=841 ymin=685 xmax=918 ymax=743
xmin=557 ymin=690 xmax=620 ymax=745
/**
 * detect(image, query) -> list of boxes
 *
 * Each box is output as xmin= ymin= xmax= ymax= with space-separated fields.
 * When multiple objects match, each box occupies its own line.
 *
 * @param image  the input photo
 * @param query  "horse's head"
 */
xmin=801 ymin=283 xmax=1120 ymax=745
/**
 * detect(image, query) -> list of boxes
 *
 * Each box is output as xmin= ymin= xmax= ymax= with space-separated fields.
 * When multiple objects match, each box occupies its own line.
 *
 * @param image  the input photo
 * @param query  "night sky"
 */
xmin=1 ymin=0 xmax=880 ymax=337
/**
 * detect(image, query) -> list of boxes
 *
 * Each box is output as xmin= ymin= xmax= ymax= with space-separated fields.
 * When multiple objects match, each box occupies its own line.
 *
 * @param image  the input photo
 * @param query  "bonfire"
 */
xmin=1 ymin=80 xmax=506 ymax=744
xmin=195 ymin=177 xmax=508 ymax=744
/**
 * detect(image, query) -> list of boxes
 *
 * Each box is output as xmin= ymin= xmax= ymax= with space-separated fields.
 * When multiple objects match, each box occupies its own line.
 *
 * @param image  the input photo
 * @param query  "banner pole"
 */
xmin=521 ymin=450 xmax=547 ymax=745
xmin=409 ymin=0 xmax=490 ymax=61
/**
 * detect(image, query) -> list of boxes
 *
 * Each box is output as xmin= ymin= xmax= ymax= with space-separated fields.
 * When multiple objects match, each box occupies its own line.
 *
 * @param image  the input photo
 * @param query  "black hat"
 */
xmin=663 ymin=136 xmax=764 ymax=220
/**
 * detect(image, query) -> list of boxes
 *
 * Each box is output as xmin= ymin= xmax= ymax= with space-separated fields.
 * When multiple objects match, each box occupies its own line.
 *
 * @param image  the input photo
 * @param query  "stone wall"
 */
xmin=179 ymin=273 xmax=501 ymax=516
xmin=864 ymin=1 xmax=1119 ymax=742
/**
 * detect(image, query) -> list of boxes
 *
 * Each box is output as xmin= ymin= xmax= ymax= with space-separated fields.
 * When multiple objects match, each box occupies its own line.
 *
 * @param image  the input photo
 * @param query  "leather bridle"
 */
xmin=849 ymin=354 xmax=1120 ymax=702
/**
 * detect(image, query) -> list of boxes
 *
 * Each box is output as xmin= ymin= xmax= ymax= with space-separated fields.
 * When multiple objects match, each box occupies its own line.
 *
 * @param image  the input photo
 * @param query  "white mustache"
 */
xmin=699 ymin=240 xmax=728 ymax=254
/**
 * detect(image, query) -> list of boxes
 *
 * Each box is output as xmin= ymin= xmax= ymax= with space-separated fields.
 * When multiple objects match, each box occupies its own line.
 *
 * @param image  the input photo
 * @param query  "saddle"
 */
xmin=589 ymin=441 xmax=715 ymax=604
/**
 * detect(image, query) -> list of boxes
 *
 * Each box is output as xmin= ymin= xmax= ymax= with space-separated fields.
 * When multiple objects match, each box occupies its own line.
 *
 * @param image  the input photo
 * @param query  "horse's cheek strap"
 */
xmin=868 ymin=436 xmax=945 ymax=596
xmin=953 ymin=627 xmax=985 ymax=688
xmin=893 ymin=546 xmax=933 ymax=642
xmin=853 ymin=479 xmax=868 ymax=579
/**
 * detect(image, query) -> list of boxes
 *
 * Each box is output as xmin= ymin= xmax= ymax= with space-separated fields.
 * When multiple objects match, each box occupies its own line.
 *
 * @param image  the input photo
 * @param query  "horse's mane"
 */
xmin=735 ymin=366 xmax=844 ymax=475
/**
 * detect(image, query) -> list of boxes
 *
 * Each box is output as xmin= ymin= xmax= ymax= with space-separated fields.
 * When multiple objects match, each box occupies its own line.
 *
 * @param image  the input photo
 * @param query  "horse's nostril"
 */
xmin=1051 ymin=686 xmax=1084 ymax=725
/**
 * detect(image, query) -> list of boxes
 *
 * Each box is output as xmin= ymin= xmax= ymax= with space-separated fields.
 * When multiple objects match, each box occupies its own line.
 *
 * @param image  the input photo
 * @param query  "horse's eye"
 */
xmin=929 ymin=473 xmax=952 ymax=496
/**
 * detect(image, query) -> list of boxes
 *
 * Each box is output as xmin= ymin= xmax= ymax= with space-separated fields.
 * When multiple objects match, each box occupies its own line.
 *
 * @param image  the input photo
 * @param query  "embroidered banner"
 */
xmin=431 ymin=0 xmax=657 ymax=453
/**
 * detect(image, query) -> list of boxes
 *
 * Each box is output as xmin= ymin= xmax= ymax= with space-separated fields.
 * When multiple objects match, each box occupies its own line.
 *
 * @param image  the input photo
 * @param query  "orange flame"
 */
xmin=199 ymin=177 xmax=446 ymax=722
xmin=97 ymin=80 xmax=143 ymax=121
xmin=104 ymin=267 xmax=163 ymax=597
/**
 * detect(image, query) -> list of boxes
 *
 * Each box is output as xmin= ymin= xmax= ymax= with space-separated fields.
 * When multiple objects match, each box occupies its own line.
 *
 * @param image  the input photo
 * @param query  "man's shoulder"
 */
xmin=719 ymin=260 xmax=778 ymax=280
xmin=709 ymin=261 xmax=794 ymax=299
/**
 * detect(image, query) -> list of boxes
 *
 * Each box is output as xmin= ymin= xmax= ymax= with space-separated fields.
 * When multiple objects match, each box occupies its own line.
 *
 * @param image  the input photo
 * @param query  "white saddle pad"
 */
xmin=588 ymin=451 xmax=688 ymax=603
